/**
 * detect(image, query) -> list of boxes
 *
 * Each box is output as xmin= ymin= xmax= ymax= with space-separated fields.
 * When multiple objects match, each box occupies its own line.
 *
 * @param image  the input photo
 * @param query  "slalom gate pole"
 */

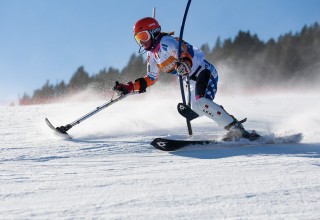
xmin=152 ymin=6 xmax=156 ymax=18
xmin=178 ymin=0 xmax=193 ymax=135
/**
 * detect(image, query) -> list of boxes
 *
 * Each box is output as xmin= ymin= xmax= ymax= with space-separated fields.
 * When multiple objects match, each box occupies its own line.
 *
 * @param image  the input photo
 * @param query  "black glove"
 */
xmin=175 ymin=60 xmax=191 ymax=76
xmin=113 ymin=81 xmax=134 ymax=95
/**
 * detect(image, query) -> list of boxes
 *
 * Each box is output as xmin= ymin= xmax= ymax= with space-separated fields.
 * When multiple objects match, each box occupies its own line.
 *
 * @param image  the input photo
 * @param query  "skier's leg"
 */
xmin=192 ymin=68 xmax=232 ymax=126
xmin=193 ymin=97 xmax=233 ymax=127
xmin=192 ymin=68 xmax=255 ymax=140
xmin=194 ymin=97 xmax=252 ymax=139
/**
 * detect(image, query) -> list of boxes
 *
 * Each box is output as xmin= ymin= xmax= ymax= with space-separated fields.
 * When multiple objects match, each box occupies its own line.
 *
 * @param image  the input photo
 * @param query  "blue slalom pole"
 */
xmin=178 ymin=0 xmax=193 ymax=135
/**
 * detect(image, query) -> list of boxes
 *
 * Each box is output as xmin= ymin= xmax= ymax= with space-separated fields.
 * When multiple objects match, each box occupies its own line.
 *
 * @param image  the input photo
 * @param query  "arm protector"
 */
xmin=132 ymin=76 xmax=157 ymax=93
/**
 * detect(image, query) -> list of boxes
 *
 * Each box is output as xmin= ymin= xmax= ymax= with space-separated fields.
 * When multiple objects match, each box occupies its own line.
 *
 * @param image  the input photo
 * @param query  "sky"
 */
xmin=0 ymin=0 xmax=320 ymax=104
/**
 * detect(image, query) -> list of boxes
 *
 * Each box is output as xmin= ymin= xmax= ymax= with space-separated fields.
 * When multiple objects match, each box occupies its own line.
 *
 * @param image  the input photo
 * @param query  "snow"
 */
xmin=1 ymin=87 xmax=320 ymax=219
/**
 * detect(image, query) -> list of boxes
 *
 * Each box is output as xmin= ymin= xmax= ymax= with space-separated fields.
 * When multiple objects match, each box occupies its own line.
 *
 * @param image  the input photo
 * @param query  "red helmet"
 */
xmin=133 ymin=17 xmax=161 ymax=52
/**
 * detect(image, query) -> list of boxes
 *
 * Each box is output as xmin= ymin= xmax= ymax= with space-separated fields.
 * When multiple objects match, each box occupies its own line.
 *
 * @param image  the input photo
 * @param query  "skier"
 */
xmin=114 ymin=17 xmax=259 ymax=141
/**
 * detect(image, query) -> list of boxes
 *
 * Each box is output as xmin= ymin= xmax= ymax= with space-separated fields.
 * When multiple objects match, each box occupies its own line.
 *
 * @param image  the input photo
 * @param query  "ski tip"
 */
xmin=151 ymin=138 xmax=172 ymax=151
xmin=45 ymin=118 xmax=53 ymax=127
xmin=45 ymin=118 xmax=72 ymax=140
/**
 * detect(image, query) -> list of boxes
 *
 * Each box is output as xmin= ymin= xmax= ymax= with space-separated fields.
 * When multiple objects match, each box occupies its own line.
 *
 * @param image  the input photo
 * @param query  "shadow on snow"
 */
xmin=171 ymin=143 xmax=320 ymax=160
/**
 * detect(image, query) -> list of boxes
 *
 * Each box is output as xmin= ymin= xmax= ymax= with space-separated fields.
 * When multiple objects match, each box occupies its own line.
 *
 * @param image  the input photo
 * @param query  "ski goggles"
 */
xmin=134 ymin=30 xmax=151 ymax=45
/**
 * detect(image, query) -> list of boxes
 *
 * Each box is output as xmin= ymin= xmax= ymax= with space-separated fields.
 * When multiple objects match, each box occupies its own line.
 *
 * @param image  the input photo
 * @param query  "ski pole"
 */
xmin=70 ymin=94 xmax=127 ymax=128
xmin=51 ymin=94 xmax=128 ymax=134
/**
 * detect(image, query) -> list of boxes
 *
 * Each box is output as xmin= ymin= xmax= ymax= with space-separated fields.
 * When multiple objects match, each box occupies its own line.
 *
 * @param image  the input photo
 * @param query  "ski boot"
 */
xmin=223 ymin=117 xmax=260 ymax=141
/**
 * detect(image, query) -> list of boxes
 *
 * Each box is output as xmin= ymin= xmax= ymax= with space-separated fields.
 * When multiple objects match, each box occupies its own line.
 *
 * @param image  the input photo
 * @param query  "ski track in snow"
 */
xmin=1 ymin=90 xmax=320 ymax=219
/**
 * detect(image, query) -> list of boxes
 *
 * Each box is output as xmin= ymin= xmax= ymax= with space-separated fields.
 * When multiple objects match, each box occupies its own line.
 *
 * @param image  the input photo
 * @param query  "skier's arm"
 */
xmin=180 ymin=51 xmax=193 ymax=67
xmin=132 ymin=74 xmax=158 ymax=93
xmin=131 ymin=53 xmax=159 ymax=93
xmin=175 ymin=40 xmax=193 ymax=76
xmin=114 ymin=55 xmax=159 ymax=95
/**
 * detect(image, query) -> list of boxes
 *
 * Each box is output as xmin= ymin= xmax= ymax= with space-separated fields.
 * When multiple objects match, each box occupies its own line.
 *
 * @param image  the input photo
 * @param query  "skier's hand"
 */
xmin=175 ymin=60 xmax=191 ymax=76
xmin=113 ymin=81 xmax=134 ymax=95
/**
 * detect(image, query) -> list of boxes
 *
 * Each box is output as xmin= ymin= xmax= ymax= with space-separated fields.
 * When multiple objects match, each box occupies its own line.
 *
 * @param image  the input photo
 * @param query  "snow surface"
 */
xmin=1 ymin=87 xmax=320 ymax=219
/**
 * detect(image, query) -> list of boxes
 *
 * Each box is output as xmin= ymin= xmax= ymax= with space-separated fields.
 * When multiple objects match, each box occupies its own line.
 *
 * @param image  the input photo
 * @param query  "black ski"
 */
xmin=45 ymin=118 xmax=71 ymax=139
xmin=151 ymin=138 xmax=219 ymax=151
xmin=150 ymin=133 xmax=302 ymax=151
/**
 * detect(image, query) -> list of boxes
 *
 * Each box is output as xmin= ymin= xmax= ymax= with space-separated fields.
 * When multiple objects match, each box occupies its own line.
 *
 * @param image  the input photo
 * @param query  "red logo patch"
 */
xmin=217 ymin=111 xmax=221 ymax=115
xmin=205 ymin=105 xmax=209 ymax=108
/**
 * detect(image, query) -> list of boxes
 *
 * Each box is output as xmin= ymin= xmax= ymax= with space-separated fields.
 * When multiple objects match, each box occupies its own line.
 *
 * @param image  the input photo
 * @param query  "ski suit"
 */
xmin=134 ymin=35 xmax=218 ymax=100
xmin=132 ymin=34 xmax=234 ymax=129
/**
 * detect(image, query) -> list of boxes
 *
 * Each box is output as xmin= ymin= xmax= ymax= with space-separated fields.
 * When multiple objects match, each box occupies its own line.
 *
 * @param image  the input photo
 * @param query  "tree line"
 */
xmin=19 ymin=22 xmax=320 ymax=105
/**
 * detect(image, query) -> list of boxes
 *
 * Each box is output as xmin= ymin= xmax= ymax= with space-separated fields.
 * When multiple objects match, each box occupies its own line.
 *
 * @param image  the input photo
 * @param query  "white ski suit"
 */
xmin=132 ymin=34 xmax=234 ymax=129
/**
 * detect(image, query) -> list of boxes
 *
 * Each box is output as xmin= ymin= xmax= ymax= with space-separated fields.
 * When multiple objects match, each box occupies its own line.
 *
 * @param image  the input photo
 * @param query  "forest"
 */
xmin=19 ymin=22 xmax=320 ymax=105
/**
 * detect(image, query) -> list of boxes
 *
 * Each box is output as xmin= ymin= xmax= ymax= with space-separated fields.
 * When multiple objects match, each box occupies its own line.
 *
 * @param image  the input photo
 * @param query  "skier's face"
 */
xmin=134 ymin=30 xmax=152 ymax=50
xmin=140 ymin=39 xmax=152 ymax=50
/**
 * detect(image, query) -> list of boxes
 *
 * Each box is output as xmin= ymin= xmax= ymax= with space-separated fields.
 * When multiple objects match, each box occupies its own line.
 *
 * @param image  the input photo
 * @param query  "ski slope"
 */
xmin=1 ymin=88 xmax=320 ymax=219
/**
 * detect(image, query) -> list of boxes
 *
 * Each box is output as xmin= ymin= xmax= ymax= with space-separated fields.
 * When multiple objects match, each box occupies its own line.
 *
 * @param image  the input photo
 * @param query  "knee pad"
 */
xmin=193 ymin=97 xmax=234 ymax=128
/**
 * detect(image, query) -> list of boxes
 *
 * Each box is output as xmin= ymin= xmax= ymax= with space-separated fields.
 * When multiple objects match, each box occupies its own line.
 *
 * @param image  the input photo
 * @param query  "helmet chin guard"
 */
xmin=138 ymin=45 xmax=148 ymax=54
